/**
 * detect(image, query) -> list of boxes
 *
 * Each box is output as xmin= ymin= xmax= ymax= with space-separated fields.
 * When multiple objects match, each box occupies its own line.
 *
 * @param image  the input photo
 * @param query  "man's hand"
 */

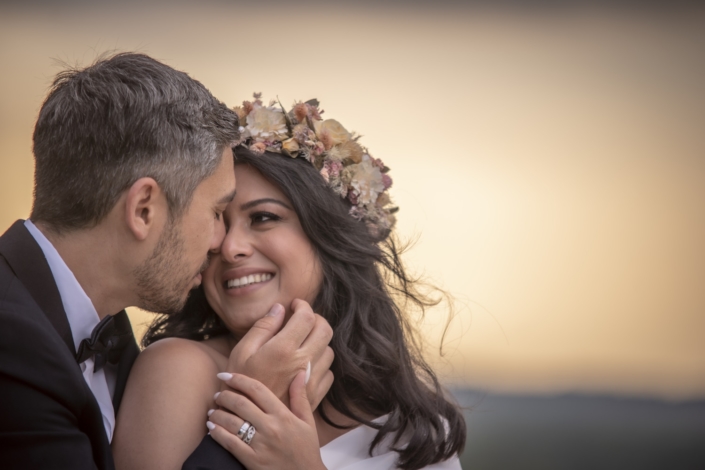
xmin=224 ymin=299 xmax=334 ymax=410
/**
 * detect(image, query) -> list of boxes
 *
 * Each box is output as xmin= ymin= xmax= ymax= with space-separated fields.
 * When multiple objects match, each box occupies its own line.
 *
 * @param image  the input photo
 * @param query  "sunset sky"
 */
xmin=1 ymin=1 xmax=703 ymax=400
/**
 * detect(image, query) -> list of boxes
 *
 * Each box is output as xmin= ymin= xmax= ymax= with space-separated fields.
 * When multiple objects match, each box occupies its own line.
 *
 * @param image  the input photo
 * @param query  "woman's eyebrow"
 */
xmin=240 ymin=198 xmax=293 ymax=211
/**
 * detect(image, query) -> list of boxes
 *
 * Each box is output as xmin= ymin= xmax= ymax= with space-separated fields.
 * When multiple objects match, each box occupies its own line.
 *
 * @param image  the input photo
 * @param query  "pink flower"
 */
xmin=325 ymin=160 xmax=343 ymax=178
xmin=291 ymin=101 xmax=323 ymax=123
xmin=382 ymin=174 xmax=393 ymax=190
xmin=292 ymin=103 xmax=309 ymax=123
xmin=249 ymin=142 xmax=267 ymax=154
xmin=313 ymin=141 xmax=326 ymax=157
xmin=347 ymin=189 xmax=359 ymax=205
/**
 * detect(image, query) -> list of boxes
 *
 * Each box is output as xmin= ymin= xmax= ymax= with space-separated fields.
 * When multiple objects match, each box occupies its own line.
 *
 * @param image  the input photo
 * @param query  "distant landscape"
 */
xmin=452 ymin=390 xmax=705 ymax=470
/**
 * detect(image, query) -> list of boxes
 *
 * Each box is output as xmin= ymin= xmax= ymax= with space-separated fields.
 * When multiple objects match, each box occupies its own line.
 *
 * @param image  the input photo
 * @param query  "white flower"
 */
xmin=349 ymin=155 xmax=385 ymax=205
xmin=246 ymin=106 xmax=288 ymax=142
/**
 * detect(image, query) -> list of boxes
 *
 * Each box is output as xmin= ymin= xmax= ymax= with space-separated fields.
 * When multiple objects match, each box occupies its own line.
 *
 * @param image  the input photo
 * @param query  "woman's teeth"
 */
xmin=227 ymin=273 xmax=272 ymax=289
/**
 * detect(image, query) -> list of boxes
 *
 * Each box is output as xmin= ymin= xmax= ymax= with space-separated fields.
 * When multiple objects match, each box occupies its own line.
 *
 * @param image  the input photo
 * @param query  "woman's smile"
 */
xmin=222 ymin=267 xmax=275 ymax=295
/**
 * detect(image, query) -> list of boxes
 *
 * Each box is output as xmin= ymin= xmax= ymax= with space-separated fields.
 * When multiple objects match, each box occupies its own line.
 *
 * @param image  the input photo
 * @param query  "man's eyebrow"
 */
xmin=218 ymin=189 xmax=237 ymax=205
xmin=240 ymin=198 xmax=292 ymax=211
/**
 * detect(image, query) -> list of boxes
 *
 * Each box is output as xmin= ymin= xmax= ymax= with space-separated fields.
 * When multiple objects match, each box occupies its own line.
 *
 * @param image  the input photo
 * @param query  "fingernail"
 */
xmin=206 ymin=421 xmax=216 ymax=431
xmin=304 ymin=361 xmax=311 ymax=385
xmin=214 ymin=391 xmax=221 ymax=400
xmin=217 ymin=372 xmax=233 ymax=381
xmin=265 ymin=303 xmax=284 ymax=317
xmin=207 ymin=409 xmax=215 ymax=417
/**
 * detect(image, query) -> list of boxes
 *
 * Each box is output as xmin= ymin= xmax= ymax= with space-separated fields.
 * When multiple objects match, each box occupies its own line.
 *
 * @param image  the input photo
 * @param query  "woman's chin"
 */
xmin=221 ymin=299 xmax=289 ymax=335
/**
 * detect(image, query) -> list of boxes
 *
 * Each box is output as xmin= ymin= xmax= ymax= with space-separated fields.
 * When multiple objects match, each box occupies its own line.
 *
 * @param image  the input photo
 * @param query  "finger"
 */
xmin=208 ymin=422 xmax=256 ymax=462
xmin=307 ymin=346 xmax=333 ymax=403
xmin=233 ymin=303 xmax=286 ymax=357
xmin=298 ymin=314 xmax=334 ymax=357
xmin=272 ymin=299 xmax=317 ymax=349
xmin=309 ymin=346 xmax=334 ymax=381
xmin=289 ymin=371 xmax=315 ymax=427
xmin=218 ymin=373 xmax=288 ymax=416
xmin=311 ymin=370 xmax=334 ymax=410
xmin=215 ymin=388 xmax=268 ymax=425
xmin=208 ymin=408 xmax=246 ymax=437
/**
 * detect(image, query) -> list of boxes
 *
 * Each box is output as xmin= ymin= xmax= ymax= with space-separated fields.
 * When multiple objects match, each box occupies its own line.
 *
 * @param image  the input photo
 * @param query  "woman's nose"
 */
xmin=220 ymin=225 xmax=254 ymax=263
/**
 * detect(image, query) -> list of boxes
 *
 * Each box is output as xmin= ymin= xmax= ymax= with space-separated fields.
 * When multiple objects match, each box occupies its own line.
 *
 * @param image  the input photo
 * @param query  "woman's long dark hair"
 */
xmin=144 ymin=147 xmax=466 ymax=469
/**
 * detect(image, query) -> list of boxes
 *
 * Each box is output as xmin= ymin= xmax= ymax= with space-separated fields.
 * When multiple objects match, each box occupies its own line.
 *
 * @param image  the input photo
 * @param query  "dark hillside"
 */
xmin=453 ymin=389 xmax=705 ymax=469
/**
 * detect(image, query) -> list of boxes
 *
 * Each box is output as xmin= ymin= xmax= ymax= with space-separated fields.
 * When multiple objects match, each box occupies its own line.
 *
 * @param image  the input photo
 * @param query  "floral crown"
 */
xmin=233 ymin=93 xmax=397 ymax=240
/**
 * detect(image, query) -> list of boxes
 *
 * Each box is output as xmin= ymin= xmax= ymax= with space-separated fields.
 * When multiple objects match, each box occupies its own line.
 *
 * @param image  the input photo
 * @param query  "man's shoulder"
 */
xmin=0 ymin=252 xmax=17 ymax=301
xmin=0 ymin=257 xmax=46 ymax=327
xmin=0 ymin=259 xmax=87 ymax=402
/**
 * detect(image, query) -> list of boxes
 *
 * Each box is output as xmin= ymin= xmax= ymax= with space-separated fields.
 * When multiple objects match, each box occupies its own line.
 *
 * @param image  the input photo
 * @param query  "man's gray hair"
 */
xmin=31 ymin=52 xmax=239 ymax=232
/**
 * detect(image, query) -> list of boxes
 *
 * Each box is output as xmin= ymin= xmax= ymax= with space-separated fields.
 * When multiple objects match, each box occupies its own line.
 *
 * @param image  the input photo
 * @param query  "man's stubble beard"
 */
xmin=133 ymin=217 xmax=207 ymax=315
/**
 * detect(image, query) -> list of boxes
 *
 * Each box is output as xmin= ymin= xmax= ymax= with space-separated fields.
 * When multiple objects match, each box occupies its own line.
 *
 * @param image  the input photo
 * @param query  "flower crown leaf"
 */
xmin=234 ymin=93 xmax=397 ymax=240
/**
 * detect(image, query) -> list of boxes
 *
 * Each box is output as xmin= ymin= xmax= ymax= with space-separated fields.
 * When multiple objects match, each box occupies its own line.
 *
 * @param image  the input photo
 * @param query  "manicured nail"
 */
xmin=214 ymin=391 xmax=221 ymax=400
xmin=265 ymin=303 xmax=284 ymax=317
xmin=206 ymin=421 xmax=216 ymax=431
xmin=217 ymin=372 xmax=233 ymax=381
xmin=207 ymin=409 xmax=215 ymax=417
xmin=304 ymin=361 xmax=311 ymax=385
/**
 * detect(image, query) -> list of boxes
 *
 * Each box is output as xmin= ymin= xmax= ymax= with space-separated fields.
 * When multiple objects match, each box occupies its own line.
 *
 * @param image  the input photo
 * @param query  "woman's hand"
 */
xmin=225 ymin=299 xmax=334 ymax=409
xmin=207 ymin=372 xmax=328 ymax=470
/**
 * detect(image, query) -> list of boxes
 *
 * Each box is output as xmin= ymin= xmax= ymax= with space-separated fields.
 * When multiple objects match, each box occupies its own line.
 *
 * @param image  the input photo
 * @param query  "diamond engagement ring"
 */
xmin=236 ymin=421 xmax=251 ymax=440
xmin=243 ymin=424 xmax=256 ymax=445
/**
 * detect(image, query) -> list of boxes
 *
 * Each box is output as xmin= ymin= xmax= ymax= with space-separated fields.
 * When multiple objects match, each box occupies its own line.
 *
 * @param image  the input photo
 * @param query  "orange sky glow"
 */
xmin=1 ymin=2 xmax=703 ymax=400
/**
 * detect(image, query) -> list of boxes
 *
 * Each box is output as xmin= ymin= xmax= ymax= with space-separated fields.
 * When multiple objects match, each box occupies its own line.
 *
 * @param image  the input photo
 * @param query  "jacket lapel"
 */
xmin=0 ymin=220 xmax=75 ymax=356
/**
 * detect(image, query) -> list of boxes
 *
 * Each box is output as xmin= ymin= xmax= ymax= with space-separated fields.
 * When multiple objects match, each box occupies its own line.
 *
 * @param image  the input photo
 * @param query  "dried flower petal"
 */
xmin=281 ymin=138 xmax=300 ymax=157
xmin=249 ymin=142 xmax=267 ymax=154
xmin=314 ymin=119 xmax=352 ymax=149
xmin=246 ymin=107 xmax=288 ymax=143
xmin=382 ymin=174 xmax=392 ymax=190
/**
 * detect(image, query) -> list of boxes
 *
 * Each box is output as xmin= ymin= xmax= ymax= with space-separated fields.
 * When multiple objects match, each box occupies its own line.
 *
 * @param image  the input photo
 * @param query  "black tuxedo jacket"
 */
xmin=0 ymin=220 xmax=139 ymax=469
xmin=0 ymin=221 xmax=243 ymax=470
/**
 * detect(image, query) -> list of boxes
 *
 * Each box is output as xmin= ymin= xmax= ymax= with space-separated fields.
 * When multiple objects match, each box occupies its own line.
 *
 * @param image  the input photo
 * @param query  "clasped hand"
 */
xmin=211 ymin=299 xmax=333 ymax=469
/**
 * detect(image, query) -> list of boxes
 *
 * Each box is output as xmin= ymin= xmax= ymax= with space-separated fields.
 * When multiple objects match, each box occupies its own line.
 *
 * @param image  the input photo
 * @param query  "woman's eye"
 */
xmin=251 ymin=211 xmax=280 ymax=224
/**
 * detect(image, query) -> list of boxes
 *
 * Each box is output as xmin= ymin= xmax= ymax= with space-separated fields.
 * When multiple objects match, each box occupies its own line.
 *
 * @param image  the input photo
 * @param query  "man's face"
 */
xmin=134 ymin=147 xmax=236 ymax=314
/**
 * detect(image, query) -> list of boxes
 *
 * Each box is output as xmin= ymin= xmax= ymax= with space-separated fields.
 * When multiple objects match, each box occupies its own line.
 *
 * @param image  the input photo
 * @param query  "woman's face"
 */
xmin=202 ymin=164 xmax=322 ymax=337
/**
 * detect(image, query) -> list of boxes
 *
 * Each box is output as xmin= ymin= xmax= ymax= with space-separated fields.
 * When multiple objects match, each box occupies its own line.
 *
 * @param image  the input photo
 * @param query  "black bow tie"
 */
xmin=76 ymin=312 xmax=132 ymax=372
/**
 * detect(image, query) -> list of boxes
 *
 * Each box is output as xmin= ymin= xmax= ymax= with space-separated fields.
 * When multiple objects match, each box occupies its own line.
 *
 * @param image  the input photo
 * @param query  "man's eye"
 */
xmin=251 ymin=212 xmax=280 ymax=224
xmin=215 ymin=211 xmax=223 ymax=221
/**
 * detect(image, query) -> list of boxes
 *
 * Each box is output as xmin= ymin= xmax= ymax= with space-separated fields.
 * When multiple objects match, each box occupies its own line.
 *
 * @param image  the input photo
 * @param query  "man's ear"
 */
xmin=124 ymin=177 xmax=164 ymax=241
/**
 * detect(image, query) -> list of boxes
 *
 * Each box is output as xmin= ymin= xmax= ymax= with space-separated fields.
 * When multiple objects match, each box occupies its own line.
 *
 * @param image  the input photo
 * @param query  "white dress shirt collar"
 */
xmin=24 ymin=219 xmax=101 ymax=351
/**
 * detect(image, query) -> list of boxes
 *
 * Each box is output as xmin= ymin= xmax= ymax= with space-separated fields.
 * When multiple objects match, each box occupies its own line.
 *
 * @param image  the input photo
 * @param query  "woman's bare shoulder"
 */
xmin=139 ymin=336 xmax=226 ymax=366
xmin=113 ymin=337 xmax=227 ymax=470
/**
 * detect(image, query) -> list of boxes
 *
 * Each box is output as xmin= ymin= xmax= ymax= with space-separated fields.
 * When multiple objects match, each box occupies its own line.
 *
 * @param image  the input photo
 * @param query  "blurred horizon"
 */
xmin=1 ymin=0 xmax=704 ymax=402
